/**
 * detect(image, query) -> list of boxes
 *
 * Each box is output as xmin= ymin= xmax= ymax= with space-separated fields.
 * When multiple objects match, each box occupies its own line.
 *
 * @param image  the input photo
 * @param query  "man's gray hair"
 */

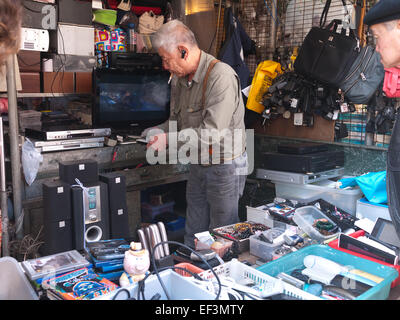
xmin=384 ymin=19 xmax=399 ymax=31
xmin=152 ymin=19 xmax=198 ymax=53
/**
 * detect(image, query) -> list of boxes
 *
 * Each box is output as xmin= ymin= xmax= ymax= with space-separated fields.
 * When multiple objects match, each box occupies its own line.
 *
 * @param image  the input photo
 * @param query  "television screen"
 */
xmin=93 ymin=69 xmax=171 ymax=129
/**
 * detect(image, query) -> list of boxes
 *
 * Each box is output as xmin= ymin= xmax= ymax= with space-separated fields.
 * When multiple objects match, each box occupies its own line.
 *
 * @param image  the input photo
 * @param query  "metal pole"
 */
xmin=216 ymin=0 xmax=223 ymax=50
xmin=0 ymin=117 xmax=9 ymax=256
xmin=268 ymin=0 xmax=277 ymax=60
xmin=6 ymin=55 xmax=23 ymax=240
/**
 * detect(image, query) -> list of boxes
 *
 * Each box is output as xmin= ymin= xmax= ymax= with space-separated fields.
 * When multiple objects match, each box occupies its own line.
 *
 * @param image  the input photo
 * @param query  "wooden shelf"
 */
xmin=0 ymin=93 xmax=92 ymax=98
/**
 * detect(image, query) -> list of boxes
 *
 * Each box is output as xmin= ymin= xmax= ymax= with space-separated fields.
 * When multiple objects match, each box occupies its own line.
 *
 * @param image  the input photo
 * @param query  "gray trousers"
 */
xmin=184 ymin=152 xmax=248 ymax=248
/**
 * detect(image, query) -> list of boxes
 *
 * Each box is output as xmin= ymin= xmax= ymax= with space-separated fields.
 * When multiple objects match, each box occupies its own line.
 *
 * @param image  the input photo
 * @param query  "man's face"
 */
xmin=371 ymin=21 xmax=400 ymax=68
xmin=158 ymin=47 xmax=187 ymax=78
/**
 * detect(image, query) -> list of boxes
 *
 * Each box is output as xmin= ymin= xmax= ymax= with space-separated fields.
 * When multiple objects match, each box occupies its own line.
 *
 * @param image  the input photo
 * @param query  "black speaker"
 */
xmin=43 ymin=180 xmax=72 ymax=221
xmin=59 ymin=159 xmax=99 ymax=185
xmin=42 ymin=180 xmax=74 ymax=255
xmin=71 ymin=181 xmax=110 ymax=251
xmin=99 ymin=172 xmax=130 ymax=239
xmin=42 ymin=220 xmax=74 ymax=255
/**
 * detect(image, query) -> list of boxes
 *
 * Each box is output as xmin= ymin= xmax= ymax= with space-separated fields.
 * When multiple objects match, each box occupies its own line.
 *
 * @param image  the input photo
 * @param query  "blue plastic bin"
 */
xmin=166 ymin=216 xmax=186 ymax=231
xmin=256 ymin=245 xmax=398 ymax=300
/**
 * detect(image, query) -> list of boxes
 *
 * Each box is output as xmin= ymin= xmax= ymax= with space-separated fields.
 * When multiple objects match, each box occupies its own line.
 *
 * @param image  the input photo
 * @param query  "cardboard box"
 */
xmin=20 ymin=72 xmax=41 ymax=93
xmin=75 ymin=72 xmax=92 ymax=93
xmin=42 ymin=72 xmax=74 ymax=93
xmin=17 ymin=50 xmax=41 ymax=73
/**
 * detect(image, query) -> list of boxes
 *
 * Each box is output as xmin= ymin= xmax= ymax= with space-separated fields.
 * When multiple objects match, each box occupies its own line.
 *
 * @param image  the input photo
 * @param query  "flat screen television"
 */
xmin=92 ymin=68 xmax=171 ymax=131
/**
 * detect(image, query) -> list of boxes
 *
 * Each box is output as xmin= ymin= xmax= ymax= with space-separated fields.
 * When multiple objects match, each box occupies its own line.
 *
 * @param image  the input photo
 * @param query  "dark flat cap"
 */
xmin=364 ymin=0 xmax=400 ymax=26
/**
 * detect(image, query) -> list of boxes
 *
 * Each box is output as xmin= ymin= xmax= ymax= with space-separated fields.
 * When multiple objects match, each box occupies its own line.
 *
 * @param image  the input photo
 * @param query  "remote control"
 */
xmin=260 ymin=279 xmax=285 ymax=298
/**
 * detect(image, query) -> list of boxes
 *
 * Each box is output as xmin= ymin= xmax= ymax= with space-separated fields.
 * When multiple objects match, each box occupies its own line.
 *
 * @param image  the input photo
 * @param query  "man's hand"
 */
xmin=147 ymin=132 xmax=168 ymax=152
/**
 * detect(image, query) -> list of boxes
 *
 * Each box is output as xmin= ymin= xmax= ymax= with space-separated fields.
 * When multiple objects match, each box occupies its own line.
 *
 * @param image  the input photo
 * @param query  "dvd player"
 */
xmin=33 ymin=137 xmax=105 ymax=153
xmin=25 ymin=127 xmax=111 ymax=141
xmin=255 ymin=167 xmax=345 ymax=184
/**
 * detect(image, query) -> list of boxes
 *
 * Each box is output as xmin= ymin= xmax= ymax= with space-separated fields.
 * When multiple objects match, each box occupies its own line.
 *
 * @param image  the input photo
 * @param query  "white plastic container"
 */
xmin=0 ymin=257 xmax=38 ymax=300
xmin=198 ymin=259 xmax=321 ymax=300
xmin=273 ymin=178 xmax=363 ymax=214
xmin=356 ymin=198 xmax=391 ymax=222
xmin=293 ymin=206 xmax=341 ymax=242
xmin=95 ymin=269 xmax=216 ymax=300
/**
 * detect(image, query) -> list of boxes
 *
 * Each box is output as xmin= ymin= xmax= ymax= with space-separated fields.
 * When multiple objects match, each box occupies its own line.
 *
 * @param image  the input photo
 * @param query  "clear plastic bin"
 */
xmin=273 ymin=178 xmax=363 ymax=214
xmin=0 ymin=257 xmax=38 ymax=300
xmin=249 ymin=228 xmax=285 ymax=261
xmin=293 ymin=206 xmax=341 ymax=242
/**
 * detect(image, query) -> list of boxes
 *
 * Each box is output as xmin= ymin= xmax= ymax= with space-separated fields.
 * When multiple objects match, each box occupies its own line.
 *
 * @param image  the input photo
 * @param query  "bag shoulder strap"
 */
xmin=202 ymin=59 xmax=220 ymax=109
xmin=320 ymin=0 xmax=348 ymax=27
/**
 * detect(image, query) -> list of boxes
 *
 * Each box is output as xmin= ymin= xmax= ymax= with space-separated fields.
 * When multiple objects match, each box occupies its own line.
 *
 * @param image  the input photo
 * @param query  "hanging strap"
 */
xmin=320 ymin=0 xmax=348 ymax=27
xmin=201 ymin=59 xmax=220 ymax=110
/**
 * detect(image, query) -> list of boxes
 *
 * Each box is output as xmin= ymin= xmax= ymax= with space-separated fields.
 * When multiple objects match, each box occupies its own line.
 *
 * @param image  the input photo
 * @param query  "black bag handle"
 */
xmin=325 ymin=19 xmax=358 ymax=40
xmin=320 ymin=0 xmax=349 ymax=27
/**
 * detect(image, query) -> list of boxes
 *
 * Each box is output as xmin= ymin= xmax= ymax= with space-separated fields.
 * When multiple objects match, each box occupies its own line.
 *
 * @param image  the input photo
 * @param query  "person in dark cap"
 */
xmin=364 ymin=0 xmax=400 ymax=68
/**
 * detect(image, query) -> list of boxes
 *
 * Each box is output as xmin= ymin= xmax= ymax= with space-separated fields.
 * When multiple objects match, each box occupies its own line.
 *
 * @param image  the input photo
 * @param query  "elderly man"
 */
xmin=146 ymin=20 xmax=248 ymax=248
xmin=364 ymin=0 xmax=400 ymax=243
xmin=364 ymin=0 xmax=400 ymax=68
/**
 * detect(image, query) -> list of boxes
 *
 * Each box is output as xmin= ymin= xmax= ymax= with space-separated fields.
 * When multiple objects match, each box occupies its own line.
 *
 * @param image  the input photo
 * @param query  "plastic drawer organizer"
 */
xmin=273 ymin=178 xmax=363 ymax=214
xmin=257 ymin=245 xmax=398 ymax=300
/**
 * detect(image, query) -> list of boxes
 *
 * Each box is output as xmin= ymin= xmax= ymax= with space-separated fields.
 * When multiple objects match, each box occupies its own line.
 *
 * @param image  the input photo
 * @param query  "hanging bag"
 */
xmin=339 ymin=45 xmax=385 ymax=103
xmin=138 ymin=10 xmax=164 ymax=34
xmin=294 ymin=0 xmax=360 ymax=88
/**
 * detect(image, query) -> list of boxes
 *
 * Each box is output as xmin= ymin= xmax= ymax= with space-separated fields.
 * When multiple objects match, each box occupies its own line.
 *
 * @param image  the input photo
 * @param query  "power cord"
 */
xmin=111 ymin=265 xmax=204 ymax=300
xmin=151 ymin=241 xmax=222 ymax=300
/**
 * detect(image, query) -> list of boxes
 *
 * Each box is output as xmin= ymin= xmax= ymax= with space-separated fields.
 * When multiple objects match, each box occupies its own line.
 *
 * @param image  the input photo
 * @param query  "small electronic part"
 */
xmin=284 ymin=234 xmax=304 ymax=246
xmin=260 ymin=279 xmax=285 ymax=299
xmin=277 ymin=272 xmax=305 ymax=289
xmin=190 ymin=249 xmax=217 ymax=262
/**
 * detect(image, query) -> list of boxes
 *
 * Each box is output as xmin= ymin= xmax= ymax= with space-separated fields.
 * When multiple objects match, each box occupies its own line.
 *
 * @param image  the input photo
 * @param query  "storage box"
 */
xmin=328 ymin=230 xmax=400 ymax=288
xmin=20 ymin=72 xmax=41 ymax=93
xmin=141 ymin=201 xmax=175 ymax=223
xmin=50 ymin=24 xmax=94 ymax=56
xmin=356 ymin=198 xmax=391 ymax=222
xmin=257 ymin=244 xmax=398 ymax=300
xmin=0 ymin=257 xmax=38 ymax=300
xmin=58 ymin=0 xmax=93 ymax=26
xmin=212 ymin=221 xmax=269 ymax=253
xmin=249 ymin=228 xmax=285 ymax=261
xmin=42 ymin=72 xmax=74 ymax=93
xmin=75 ymin=72 xmax=93 ymax=93
xmin=165 ymin=216 xmax=185 ymax=231
xmin=22 ymin=0 xmax=57 ymax=30
xmin=198 ymin=258 xmax=320 ymax=300
xmin=94 ymin=269 xmax=215 ymax=300
xmin=17 ymin=50 xmax=41 ymax=72
xmin=293 ymin=206 xmax=341 ymax=242
xmin=247 ymin=204 xmax=297 ymax=230
xmin=273 ymin=177 xmax=363 ymax=214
